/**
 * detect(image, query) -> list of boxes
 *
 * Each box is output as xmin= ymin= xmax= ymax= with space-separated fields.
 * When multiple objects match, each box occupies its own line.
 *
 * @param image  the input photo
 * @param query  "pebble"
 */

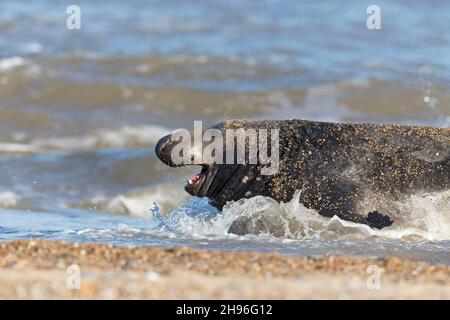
xmin=0 ymin=240 xmax=448 ymax=284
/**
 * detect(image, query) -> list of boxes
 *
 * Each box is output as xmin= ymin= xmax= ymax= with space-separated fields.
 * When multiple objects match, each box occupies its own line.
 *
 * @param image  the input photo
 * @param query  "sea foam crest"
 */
xmin=156 ymin=190 xmax=450 ymax=242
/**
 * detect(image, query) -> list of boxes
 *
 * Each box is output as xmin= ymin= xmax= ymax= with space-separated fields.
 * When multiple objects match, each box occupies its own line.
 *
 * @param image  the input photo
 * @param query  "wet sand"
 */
xmin=0 ymin=240 xmax=449 ymax=299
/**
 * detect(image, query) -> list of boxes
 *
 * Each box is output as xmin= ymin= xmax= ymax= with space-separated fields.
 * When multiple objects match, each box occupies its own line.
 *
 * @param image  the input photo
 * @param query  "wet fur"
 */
xmin=209 ymin=120 xmax=449 ymax=229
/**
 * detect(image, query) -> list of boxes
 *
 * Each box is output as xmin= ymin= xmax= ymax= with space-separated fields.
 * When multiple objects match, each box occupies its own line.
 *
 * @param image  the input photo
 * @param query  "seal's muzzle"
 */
xmin=155 ymin=133 xmax=180 ymax=167
xmin=155 ymin=129 xmax=218 ymax=198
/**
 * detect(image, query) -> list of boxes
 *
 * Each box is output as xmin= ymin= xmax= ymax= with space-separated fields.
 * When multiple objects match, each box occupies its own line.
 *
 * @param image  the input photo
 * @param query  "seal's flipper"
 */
xmin=299 ymin=178 xmax=395 ymax=229
xmin=367 ymin=211 xmax=394 ymax=229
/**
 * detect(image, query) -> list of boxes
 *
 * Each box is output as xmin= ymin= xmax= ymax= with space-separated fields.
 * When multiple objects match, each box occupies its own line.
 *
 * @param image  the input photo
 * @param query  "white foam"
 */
xmin=106 ymin=183 xmax=189 ymax=218
xmin=160 ymin=190 xmax=450 ymax=242
xmin=0 ymin=124 xmax=171 ymax=153
xmin=0 ymin=142 xmax=39 ymax=153
xmin=0 ymin=57 xmax=26 ymax=72
xmin=34 ymin=125 xmax=170 ymax=150
xmin=0 ymin=192 xmax=19 ymax=207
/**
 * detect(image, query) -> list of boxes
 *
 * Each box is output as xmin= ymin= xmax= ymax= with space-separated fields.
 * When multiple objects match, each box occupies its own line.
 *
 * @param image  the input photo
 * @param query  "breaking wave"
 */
xmin=105 ymin=183 xmax=190 ymax=218
xmin=0 ymin=124 xmax=170 ymax=154
xmin=0 ymin=57 xmax=27 ymax=72
xmin=0 ymin=191 xmax=20 ymax=207
xmin=150 ymin=190 xmax=450 ymax=242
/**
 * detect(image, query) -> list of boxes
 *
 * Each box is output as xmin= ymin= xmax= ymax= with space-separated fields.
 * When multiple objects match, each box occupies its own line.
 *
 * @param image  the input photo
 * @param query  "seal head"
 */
xmin=155 ymin=122 xmax=267 ymax=208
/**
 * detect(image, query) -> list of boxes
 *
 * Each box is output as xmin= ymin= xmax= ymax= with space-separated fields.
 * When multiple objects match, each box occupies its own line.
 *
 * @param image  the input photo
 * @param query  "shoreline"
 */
xmin=0 ymin=240 xmax=449 ymax=299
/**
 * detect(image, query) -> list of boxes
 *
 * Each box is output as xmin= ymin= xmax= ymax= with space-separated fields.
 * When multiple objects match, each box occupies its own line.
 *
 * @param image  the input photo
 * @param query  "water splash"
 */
xmin=155 ymin=190 xmax=450 ymax=242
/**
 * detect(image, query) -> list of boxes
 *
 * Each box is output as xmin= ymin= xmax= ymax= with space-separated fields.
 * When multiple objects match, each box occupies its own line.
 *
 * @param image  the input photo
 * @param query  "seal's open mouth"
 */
xmin=155 ymin=131 xmax=220 ymax=197
xmin=185 ymin=164 xmax=215 ymax=196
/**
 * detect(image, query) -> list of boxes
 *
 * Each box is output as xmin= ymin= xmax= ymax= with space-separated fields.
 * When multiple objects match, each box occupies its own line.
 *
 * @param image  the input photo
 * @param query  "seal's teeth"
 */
xmin=188 ymin=179 xmax=192 ymax=184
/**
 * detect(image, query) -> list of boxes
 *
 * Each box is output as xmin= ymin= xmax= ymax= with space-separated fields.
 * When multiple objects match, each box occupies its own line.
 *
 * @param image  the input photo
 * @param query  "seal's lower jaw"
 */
xmin=184 ymin=165 xmax=212 ymax=196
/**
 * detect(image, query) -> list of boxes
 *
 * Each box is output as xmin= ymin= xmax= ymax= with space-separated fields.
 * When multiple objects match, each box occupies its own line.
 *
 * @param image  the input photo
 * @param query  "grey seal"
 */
xmin=155 ymin=119 xmax=449 ymax=229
